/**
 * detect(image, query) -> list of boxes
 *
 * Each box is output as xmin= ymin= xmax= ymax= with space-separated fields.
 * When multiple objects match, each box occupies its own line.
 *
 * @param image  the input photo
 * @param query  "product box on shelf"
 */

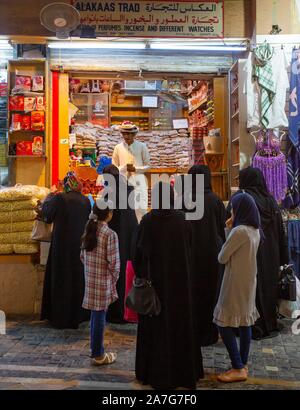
xmin=9 ymin=95 xmax=24 ymax=111
xmin=31 ymin=111 xmax=45 ymax=131
xmin=14 ymin=76 xmax=31 ymax=93
xmin=0 ymin=83 xmax=7 ymax=97
xmin=16 ymin=141 xmax=33 ymax=156
xmin=32 ymin=76 xmax=44 ymax=92
xmin=21 ymin=114 xmax=31 ymax=130
xmin=32 ymin=136 xmax=43 ymax=156
xmin=11 ymin=113 xmax=22 ymax=131
xmin=24 ymin=97 xmax=36 ymax=111
xmin=35 ymin=96 xmax=45 ymax=110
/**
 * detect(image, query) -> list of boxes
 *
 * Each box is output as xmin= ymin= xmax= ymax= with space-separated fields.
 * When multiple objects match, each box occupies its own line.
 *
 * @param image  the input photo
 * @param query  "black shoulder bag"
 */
xmin=278 ymin=264 xmax=297 ymax=302
xmin=125 ymin=215 xmax=161 ymax=317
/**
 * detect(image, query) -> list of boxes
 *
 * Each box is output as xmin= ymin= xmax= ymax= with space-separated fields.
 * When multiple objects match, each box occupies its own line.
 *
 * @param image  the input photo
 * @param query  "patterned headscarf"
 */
xmin=63 ymin=172 xmax=82 ymax=193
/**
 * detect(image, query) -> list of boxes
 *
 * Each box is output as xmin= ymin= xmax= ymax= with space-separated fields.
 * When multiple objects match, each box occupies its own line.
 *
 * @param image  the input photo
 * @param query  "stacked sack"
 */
xmin=74 ymin=133 xmax=97 ymax=150
xmin=0 ymin=185 xmax=50 ymax=255
xmin=73 ymin=123 xmax=191 ymax=169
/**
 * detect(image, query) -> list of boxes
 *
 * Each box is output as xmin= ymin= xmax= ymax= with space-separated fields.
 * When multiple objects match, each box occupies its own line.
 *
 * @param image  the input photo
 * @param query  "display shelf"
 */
xmin=111 ymin=105 xmax=148 ymax=109
xmin=186 ymin=82 xmax=203 ymax=97
xmin=10 ymin=92 xmax=45 ymax=97
xmin=71 ymin=93 xmax=110 ymax=96
xmin=111 ymin=115 xmax=149 ymax=119
xmin=71 ymin=92 xmax=109 ymax=127
xmin=7 ymin=59 xmax=48 ymax=187
xmin=9 ymin=129 xmax=45 ymax=133
xmin=188 ymin=98 xmax=207 ymax=115
xmin=8 ymin=155 xmax=46 ymax=158
xmin=228 ymin=59 xmax=248 ymax=192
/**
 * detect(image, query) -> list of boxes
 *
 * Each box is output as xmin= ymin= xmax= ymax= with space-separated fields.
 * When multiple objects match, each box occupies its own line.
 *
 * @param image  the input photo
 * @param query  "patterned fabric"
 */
xmin=284 ymin=50 xmax=300 ymax=208
xmin=63 ymin=171 xmax=82 ymax=193
xmin=81 ymin=222 xmax=120 ymax=311
xmin=284 ymin=143 xmax=300 ymax=208
xmin=253 ymin=43 xmax=275 ymax=129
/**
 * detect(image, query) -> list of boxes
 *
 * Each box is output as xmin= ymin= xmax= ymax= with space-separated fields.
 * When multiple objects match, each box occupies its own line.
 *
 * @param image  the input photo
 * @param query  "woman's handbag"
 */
xmin=126 ymin=213 xmax=161 ymax=317
xmin=125 ymin=265 xmax=161 ymax=317
xmin=278 ymin=264 xmax=297 ymax=301
xmin=124 ymin=261 xmax=139 ymax=323
xmin=31 ymin=219 xmax=52 ymax=242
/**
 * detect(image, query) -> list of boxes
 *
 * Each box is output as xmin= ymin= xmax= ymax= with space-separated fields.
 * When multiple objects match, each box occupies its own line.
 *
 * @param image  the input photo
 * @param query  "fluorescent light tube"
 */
xmin=150 ymin=44 xmax=247 ymax=52
xmin=48 ymin=41 xmax=146 ymax=49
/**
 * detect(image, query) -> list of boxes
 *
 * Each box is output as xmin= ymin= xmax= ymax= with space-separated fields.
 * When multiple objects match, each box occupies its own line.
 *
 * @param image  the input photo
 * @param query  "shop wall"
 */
xmin=256 ymin=0 xmax=300 ymax=35
xmin=0 ymin=0 xmax=251 ymax=39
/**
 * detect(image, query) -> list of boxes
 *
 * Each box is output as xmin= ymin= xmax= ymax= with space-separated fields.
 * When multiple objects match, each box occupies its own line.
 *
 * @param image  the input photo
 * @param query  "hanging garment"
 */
xmin=253 ymin=43 xmax=276 ymax=129
xmin=252 ymin=132 xmax=288 ymax=202
xmin=284 ymin=50 xmax=300 ymax=209
xmin=245 ymin=48 xmax=289 ymax=129
xmin=288 ymin=220 xmax=300 ymax=279
xmin=285 ymin=143 xmax=300 ymax=208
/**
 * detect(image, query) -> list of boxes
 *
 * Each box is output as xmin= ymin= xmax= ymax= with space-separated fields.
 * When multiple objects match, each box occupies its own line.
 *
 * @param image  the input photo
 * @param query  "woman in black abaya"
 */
xmin=41 ymin=172 xmax=91 ymax=329
xmin=103 ymin=165 xmax=138 ymax=324
xmin=228 ymin=167 xmax=289 ymax=340
xmin=134 ymin=182 xmax=203 ymax=390
xmin=185 ymin=165 xmax=226 ymax=346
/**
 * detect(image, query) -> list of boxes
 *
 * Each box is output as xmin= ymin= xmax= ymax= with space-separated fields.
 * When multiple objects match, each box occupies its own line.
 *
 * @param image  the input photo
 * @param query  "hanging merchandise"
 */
xmin=253 ymin=42 xmax=275 ymax=129
xmin=284 ymin=49 xmax=300 ymax=209
xmin=245 ymin=43 xmax=289 ymax=129
xmin=288 ymin=220 xmax=300 ymax=279
xmin=252 ymin=130 xmax=288 ymax=202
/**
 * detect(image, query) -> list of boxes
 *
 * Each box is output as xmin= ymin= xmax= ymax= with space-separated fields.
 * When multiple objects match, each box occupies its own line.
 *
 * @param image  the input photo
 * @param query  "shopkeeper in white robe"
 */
xmin=112 ymin=121 xmax=150 ymax=222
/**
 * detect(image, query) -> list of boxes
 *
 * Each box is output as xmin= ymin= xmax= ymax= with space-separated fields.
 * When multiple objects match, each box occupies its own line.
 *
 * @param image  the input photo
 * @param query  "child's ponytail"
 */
xmin=81 ymin=203 xmax=111 ymax=252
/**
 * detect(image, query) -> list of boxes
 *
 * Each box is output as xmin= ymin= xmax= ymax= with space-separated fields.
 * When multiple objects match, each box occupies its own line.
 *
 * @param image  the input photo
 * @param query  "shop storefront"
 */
xmin=1 ymin=0 xmax=300 ymax=316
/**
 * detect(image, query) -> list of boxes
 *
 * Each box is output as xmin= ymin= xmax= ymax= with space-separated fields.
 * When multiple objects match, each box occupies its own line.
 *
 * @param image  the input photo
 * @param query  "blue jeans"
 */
xmin=90 ymin=310 xmax=106 ymax=358
xmin=218 ymin=326 xmax=252 ymax=370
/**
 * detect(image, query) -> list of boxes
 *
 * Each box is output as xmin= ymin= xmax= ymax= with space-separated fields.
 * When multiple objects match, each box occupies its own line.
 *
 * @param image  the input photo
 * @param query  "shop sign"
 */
xmin=72 ymin=1 xmax=224 ymax=38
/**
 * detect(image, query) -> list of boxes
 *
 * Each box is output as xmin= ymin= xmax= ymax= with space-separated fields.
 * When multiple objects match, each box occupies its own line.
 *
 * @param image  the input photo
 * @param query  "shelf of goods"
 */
xmin=0 ymin=184 xmax=50 ymax=256
xmin=188 ymin=80 xmax=215 ymax=166
xmin=228 ymin=59 xmax=249 ymax=195
xmin=110 ymin=94 xmax=150 ymax=131
xmin=71 ymin=92 xmax=109 ymax=128
xmin=0 ymin=96 xmax=8 ymax=171
xmin=7 ymin=60 xmax=48 ymax=186
xmin=71 ymin=123 xmax=191 ymax=171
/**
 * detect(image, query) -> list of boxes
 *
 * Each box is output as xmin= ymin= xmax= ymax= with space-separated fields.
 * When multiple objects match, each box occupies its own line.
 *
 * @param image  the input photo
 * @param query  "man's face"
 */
xmin=122 ymin=132 xmax=135 ymax=146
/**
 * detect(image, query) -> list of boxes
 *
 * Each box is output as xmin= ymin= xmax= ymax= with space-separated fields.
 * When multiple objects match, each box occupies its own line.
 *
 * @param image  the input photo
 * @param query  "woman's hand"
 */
xmin=226 ymin=218 xmax=233 ymax=229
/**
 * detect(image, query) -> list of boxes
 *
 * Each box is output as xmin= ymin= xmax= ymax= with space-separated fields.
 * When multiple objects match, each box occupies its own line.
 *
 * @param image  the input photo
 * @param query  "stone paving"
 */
xmin=0 ymin=317 xmax=299 ymax=390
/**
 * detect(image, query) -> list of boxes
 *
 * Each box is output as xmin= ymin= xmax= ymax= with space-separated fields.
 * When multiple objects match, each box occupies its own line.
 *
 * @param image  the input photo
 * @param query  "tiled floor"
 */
xmin=0 ymin=318 xmax=299 ymax=390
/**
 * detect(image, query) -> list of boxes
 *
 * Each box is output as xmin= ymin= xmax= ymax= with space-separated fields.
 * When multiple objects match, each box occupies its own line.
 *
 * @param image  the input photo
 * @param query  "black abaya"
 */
xmin=41 ymin=191 xmax=91 ymax=329
xmin=134 ymin=210 xmax=204 ymax=390
xmin=186 ymin=166 xmax=226 ymax=346
xmin=106 ymin=181 xmax=138 ymax=323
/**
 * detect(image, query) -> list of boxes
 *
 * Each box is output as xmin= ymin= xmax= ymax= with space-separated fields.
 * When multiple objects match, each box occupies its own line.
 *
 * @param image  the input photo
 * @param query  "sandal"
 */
xmin=92 ymin=352 xmax=117 ymax=366
xmin=217 ymin=368 xmax=247 ymax=383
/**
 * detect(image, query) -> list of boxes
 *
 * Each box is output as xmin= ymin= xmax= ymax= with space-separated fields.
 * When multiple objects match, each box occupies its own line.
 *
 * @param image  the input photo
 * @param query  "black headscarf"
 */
xmin=102 ymin=164 xmax=127 ymax=208
xmin=188 ymin=165 xmax=212 ymax=195
xmin=151 ymin=182 xmax=175 ymax=217
xmin=238 ymin=167 xmax=277 ymax=229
